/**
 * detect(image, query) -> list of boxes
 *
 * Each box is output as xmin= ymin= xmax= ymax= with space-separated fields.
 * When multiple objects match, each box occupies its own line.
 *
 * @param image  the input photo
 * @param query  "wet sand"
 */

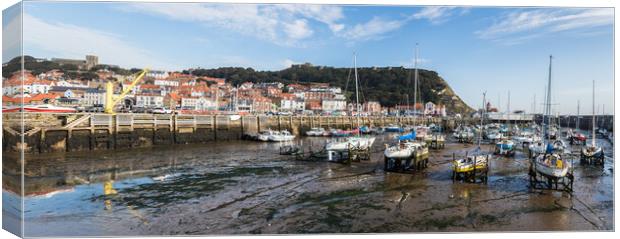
xmin=5 ymin=130 xmax=614 ymax=236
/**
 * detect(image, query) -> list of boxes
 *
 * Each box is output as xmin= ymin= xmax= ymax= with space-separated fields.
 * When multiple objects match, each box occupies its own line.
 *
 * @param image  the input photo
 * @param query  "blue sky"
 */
xmin=3 ymin=2 xmax=614 ymax=114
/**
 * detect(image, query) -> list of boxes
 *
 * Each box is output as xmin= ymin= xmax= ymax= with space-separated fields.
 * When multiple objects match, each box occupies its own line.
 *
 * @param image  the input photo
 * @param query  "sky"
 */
xmin=2 ymin=1 xmax=614 ymax=115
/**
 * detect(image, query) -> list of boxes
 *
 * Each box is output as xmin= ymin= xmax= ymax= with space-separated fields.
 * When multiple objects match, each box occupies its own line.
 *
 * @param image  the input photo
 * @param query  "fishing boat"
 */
xmin=257 ymin=129 xmax=275 ymax=141
xmin=581 ymin=80 xmax=604 ymax=165
xmin=528 ymin=55 xmax=574 ymax=192
xmin=324 ymin=53 xmax=375 ymax=160
xmin=306 ymin=127 xmax=327 ymax=136
xmin=257 ymin=129 xmax=295 ymax=142
xmin=269 ymin=130 xmax=295 ymax=142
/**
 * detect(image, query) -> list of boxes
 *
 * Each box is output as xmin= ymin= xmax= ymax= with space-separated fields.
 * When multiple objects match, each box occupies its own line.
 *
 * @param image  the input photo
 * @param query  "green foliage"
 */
xmin=185 ymin=64 xmax=463 ymax=109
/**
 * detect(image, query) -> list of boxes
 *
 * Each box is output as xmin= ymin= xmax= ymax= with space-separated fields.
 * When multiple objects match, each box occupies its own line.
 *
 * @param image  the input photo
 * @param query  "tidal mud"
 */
xmin=3 ymin=130 xmax=613 ymax=236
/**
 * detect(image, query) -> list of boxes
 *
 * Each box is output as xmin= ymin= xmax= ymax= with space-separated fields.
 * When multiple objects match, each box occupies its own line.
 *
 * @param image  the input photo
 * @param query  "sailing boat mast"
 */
xmin=544 ymin=55 xmax=553 ymax=142
xmin=354 ymin=52 xmax=360 ymax=129
xmin=479 ymin=91 xmax=486 ymax=147
xmin=592 ymin=80 xmax=596 ymax=147
xmin=413 ymin=43 xmax=419 ymax=125
xmin=576 ymin=100 xmax=580 ymax=130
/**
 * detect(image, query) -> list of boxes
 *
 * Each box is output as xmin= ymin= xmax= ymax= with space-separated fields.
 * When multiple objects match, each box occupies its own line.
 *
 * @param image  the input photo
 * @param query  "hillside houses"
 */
xmin=1 ymin=67 xmax=393 ymax=115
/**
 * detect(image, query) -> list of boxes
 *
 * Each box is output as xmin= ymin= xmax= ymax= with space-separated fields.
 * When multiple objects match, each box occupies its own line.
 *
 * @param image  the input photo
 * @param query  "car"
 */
xmin=152 ymin=107 xmax=173 ymax=114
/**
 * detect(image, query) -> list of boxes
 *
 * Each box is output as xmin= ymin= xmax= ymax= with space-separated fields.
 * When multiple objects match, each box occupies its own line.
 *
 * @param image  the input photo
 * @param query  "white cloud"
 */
xmin=273 ymin=4 xmax=345 ymax=33
xmin=339 ymin=17 xmax=408 ymax=41
xmin=22 ymin=14 xmax=176 ymax=70
xmin=125 ymin=3 xmax=347 ymax=47
xmin=283 ymin=19 xmax=313 ymax=40
xmin=476 ymin=8 xmax=613 ymax=44
xmin=412 ymin=7 xmax=457 ymax=24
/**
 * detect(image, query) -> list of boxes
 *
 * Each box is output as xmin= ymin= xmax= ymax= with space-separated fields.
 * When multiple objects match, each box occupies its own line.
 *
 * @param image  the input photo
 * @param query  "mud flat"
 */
xmin=3 ymin=131 xmax=613 ymax=236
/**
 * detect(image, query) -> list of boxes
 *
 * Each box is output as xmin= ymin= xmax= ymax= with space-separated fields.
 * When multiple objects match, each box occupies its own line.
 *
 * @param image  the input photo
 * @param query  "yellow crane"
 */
xmin=104 ymin=69 xmax=149 ymax=114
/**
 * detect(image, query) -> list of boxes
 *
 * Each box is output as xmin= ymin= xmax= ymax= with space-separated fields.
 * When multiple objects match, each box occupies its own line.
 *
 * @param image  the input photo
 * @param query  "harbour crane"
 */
xmin=104 ymin=68 xmax=149 ymax=114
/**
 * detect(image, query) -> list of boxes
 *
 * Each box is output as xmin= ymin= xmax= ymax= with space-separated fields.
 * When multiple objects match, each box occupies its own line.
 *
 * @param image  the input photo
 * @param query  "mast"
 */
xmin=576 ymin=100 xmax=580 ymax=130
xmin=545 ymin=55 xmax=553 ymax=142
xmin=413 ymin=43 xmax=419 ymax=126
xmin=354 ymin=52 xmax=360 ymax=129
xmin=479 ymin=91 xmax=486 ymax=147
xmin=507 ymin=90 xmax=511 ymax=128
xmin=592 ymin=80 xmax=596 ymax=146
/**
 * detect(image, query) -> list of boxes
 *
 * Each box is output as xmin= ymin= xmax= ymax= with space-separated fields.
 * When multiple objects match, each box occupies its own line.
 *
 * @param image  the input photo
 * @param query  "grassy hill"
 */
xmin=187 ymin=64 xmax=473 ymax=114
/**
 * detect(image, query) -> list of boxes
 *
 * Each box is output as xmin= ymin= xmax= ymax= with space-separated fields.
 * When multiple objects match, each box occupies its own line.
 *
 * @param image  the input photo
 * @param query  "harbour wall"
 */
xmin=2 ymin=113 xmax=447 ymax=154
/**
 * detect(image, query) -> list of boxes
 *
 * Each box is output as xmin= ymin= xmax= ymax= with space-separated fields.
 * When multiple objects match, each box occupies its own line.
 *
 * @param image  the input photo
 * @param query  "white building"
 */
xmin=181 ymin=97 xmax=217 ymax=110
xmin=136 ymin=94 xmax=164 ymax=107
xmin=322 ymin=99 xmax=346 ymax=112
xmin=237 ymin=98 xmax=253 ymax=112
xmin=154 ymin=79 xmax=179 ymax=87
xmin=280 ymin=98 xmax=305 ymax=112
xmin=83 ymin=88 xmax=106 ymax=106
xmin=55 ymin=80 xmax=89 ymax=88
xmin=146 ymin=70 xmax=169 ymax=79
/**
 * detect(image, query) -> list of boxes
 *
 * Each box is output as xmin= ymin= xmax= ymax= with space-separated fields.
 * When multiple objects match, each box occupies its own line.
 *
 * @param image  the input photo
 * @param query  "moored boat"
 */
xmin=306 ymin=127 xmax=327 ymax=136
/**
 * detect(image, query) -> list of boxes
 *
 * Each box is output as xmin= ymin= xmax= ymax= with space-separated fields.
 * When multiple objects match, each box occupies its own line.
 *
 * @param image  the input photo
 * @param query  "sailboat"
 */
xmin=530 ymin=55 xmax=572 ymax=178
xmin=325 ymin=53 xmax=376 ymax=160
xmin=384 ymin=44 xmax=428 ymax=162
xmin=452 ymin=91 xmax=490 ymax=183
xmin=580 ymin=80 xmax=604 ymax=164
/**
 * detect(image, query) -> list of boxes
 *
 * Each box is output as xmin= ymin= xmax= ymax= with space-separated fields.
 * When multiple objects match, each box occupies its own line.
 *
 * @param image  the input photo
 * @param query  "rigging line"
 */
xmin=343 ymin=59 xmax=353 ymax=106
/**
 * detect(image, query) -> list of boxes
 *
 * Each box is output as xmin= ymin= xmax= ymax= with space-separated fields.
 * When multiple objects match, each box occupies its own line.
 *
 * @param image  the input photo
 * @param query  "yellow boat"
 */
xmin=453 ymin=155 xmax=488 ymax=173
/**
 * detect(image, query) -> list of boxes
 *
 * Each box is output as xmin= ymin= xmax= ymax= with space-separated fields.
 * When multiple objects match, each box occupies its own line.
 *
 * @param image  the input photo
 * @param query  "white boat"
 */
xmin=326 ymin=136 xmax=376 ymax=152
xmin=13 ymin=104 xmax=77 ymax=113
xmin=306 ymin=127 xmax=327 ymax=136
xmin=384 ymin=141 xmax=418 ymax=158
xmin=324 ymin=53 xmax=375 ymax=158
xmin=495 ymin=139 xmax=515 ymax=155
xmin=552 ymin=139 xmax=567 ymax=153
xmin=268 ymin=130 xmax=295 ymax=142
xmin=531 ymin=55 xmax=572 ymax=178
xmin=486 ymin=130 xmax=502 ymax=141
xmin=257 ymin=130 xmax=274 ymax=142
xmin=532 ymin=153 xmax=571 ymax=177
xmin=580 ymin=80 xmax=604 ymax=163
xmin=415 ymin=126 xmax=429 ymax=140
xmin=528 ymin=141 xmax=546 ymax=157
